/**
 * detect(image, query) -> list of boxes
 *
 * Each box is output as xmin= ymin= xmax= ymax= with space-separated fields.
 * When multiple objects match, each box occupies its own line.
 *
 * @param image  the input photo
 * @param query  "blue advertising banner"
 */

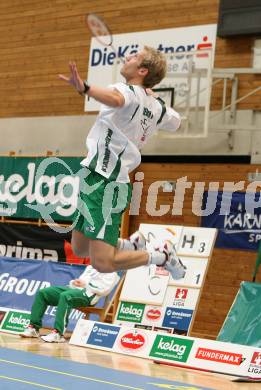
xmin=87 ymin=322 xmax=120 ymax=348
xmin=162 ymin=307 xmax=193 ymax=331
xmin=0 ymin=257 xmax=86 ymax=331
xmin=201 ymin=191 xmax=261 ymax=251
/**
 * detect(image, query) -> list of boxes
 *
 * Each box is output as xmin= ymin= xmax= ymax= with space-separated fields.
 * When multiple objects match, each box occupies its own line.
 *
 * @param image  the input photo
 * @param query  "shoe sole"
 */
xmin=41 ymin=337 xmax=66 ymax=343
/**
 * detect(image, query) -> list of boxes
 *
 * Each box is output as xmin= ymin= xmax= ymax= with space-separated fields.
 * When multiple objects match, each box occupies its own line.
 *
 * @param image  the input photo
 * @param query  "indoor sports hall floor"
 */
xmin=0 ymin=332 xmax=259 ymax=390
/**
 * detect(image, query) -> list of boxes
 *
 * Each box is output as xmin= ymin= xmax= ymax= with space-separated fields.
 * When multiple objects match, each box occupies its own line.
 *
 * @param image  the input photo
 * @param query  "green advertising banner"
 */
xmin=149 ymin=334 xmax=194 ymax=362
xmin=1 ymin=310 xmax=31 ymax=333
xmin=0 ymin=156 xmax=83 ymax=221
xmin=117 ymin=302 xmax=145 ymax=323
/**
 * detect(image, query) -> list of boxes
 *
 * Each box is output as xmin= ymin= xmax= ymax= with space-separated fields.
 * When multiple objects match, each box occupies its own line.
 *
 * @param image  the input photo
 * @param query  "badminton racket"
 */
xmin=86 ymin=13 xmax=124 ymax=64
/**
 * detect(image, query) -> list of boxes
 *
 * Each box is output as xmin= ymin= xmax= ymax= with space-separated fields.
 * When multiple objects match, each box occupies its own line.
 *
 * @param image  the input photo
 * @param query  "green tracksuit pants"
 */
xmin=30 ymin=286 xmax=94 ymax=335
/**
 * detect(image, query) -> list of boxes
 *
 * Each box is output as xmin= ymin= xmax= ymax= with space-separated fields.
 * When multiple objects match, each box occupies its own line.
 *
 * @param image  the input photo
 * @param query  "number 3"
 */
xmin=198 ymin=242 xmax=206 ymax=253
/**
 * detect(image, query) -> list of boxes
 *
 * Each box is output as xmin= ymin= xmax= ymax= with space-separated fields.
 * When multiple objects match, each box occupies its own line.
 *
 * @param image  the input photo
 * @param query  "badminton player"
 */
xmin=59 ymin=46 xmax=186 ymax=280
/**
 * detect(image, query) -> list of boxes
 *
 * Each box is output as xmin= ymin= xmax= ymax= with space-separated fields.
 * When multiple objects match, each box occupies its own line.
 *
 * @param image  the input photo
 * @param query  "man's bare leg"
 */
xmin=89 ymin=239 xmax=149 ymax=272
xmin=71 ymin=230 xmax=158 ymax=272
xmin=71 ymin=230 xmax=185 ymax=279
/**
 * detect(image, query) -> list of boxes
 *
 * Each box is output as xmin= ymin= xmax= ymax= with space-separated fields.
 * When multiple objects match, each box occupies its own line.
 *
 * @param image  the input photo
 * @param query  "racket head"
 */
xmin=86 ymin=13 xmax=113 ymax=47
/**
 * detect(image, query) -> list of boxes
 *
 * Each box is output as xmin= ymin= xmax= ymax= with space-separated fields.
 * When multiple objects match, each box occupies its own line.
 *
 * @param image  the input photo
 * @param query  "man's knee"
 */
xmin=35 ymin=287 xmax=50 ymax=303
xmin=71 ymin=230 xmax=90 ymax=258
xmin=36 ymin=288 xmax=47 ymax=298
xmin=71 ymin=241 xmax=89 ymax=258
xmin=59 ymin=290 xmax=71 ymax=302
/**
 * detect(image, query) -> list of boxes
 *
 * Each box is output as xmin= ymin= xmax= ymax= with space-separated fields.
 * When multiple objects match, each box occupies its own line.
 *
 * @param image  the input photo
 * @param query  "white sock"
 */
xmin=117 ymin=238 xmax=135 ymax=251
xmin=148 ymin=251 xmax=166 ymax=266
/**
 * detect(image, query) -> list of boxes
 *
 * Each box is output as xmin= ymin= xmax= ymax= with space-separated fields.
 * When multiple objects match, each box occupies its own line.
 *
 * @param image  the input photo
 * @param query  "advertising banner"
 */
xmin=86 ymin=24 xmax=217 ymax=111
xmin=0 ymin=257 xmax=86 ymax=332
xmin=201 ymin=191 xmax=261 ymax=250
xmin=87 ymin=322 xmax=121 ymax=350
xmin=0 ymin=222 xmax=89 ymax=264
xmin=0 ymin=308 xmax=31 ymax=333
xmin=70 ymin=319 xmax=261 ymax=379
xmin=162 ymin=307 xmax=194 ymax=334
xmin=116 ymin=287 xmax=199 ymax=335
xmin=142 ymin=305 xmax=165 ymax=328
xmin=116 ymin=301 xmax=145 ymax=324
xmin=163 ymin=286 xmax=200 ymax=310
xmin=0 ymin=156 xmax=82 ymax=221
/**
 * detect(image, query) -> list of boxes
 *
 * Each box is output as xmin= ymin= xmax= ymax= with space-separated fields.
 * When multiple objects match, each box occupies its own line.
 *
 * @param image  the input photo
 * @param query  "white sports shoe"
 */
xmin=20 ymin=325 xmax=39 ymax=338
xmin=129 ymin=230 xmax=146 ymax=250
xmin=157 ymin=241 xmax=186 ymax=280
xmin=41 ymin=330 xmax=66 ymax=343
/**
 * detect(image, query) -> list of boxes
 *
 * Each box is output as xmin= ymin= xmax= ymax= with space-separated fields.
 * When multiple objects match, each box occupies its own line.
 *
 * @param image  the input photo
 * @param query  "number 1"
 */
xmin=195 ymin=273 xmax=200 ymax=284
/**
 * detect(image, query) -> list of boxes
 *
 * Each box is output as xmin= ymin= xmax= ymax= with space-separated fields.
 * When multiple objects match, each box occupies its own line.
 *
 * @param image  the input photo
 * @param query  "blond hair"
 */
xmin=139 ymin=46 xmax=167 ymax=88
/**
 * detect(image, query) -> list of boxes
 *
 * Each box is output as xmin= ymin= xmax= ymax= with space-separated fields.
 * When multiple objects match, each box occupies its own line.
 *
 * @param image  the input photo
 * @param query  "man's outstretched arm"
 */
xmin=59 ymin=61 xmax=124 ymax=107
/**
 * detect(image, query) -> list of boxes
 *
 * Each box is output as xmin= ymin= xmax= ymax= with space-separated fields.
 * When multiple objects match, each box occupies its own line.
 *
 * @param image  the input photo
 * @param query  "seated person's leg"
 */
xmin=41 ymin=288 xmax=93 ymax=343
xmin=21 ymin=286 xmax=68 ymax=338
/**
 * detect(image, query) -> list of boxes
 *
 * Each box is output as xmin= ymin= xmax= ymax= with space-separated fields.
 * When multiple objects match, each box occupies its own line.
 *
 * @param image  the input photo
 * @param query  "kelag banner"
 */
xmin=0 ymin=257 xmax=85 ymax=331
xmin=201 ymin=191 xmax=261 ymax=250
xmin=0 ymin=156 xmax=83 ymax=221
xmin=0 ymin=222 xmax=89 ymax=264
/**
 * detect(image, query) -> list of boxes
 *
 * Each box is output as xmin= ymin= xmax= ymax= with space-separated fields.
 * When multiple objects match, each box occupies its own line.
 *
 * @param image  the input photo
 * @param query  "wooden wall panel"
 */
xmin=0 ymin=0 xmax=260 ymax=117
xmin=129 ymin=162 xmax=261 ymax=339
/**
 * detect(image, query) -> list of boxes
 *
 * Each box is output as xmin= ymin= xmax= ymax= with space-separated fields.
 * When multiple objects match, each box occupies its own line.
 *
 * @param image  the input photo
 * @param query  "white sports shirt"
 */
xmin=81 ymin=82 xmax=181 ymax=183
xmin=69 ymin=265 xmax=120 ymax=305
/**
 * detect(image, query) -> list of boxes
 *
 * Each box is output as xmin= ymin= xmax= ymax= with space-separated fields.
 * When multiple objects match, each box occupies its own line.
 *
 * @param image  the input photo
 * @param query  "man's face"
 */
xmin=120 ymin=50 xmax=147 ymax=80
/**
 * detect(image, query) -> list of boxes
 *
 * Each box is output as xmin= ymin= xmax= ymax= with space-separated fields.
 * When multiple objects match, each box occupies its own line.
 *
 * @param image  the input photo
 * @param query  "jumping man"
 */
xmin=59 ymin=46 xmax=186 ymax=280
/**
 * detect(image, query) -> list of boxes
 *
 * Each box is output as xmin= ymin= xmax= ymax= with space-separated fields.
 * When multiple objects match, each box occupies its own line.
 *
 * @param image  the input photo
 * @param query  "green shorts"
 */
xmin=74 ymin=169 xmax=132 ymax=247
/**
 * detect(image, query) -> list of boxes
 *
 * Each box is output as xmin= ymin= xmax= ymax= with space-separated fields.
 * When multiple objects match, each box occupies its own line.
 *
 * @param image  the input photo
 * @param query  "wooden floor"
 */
xmin=0 ymin=331 xmax=259 ymax=390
